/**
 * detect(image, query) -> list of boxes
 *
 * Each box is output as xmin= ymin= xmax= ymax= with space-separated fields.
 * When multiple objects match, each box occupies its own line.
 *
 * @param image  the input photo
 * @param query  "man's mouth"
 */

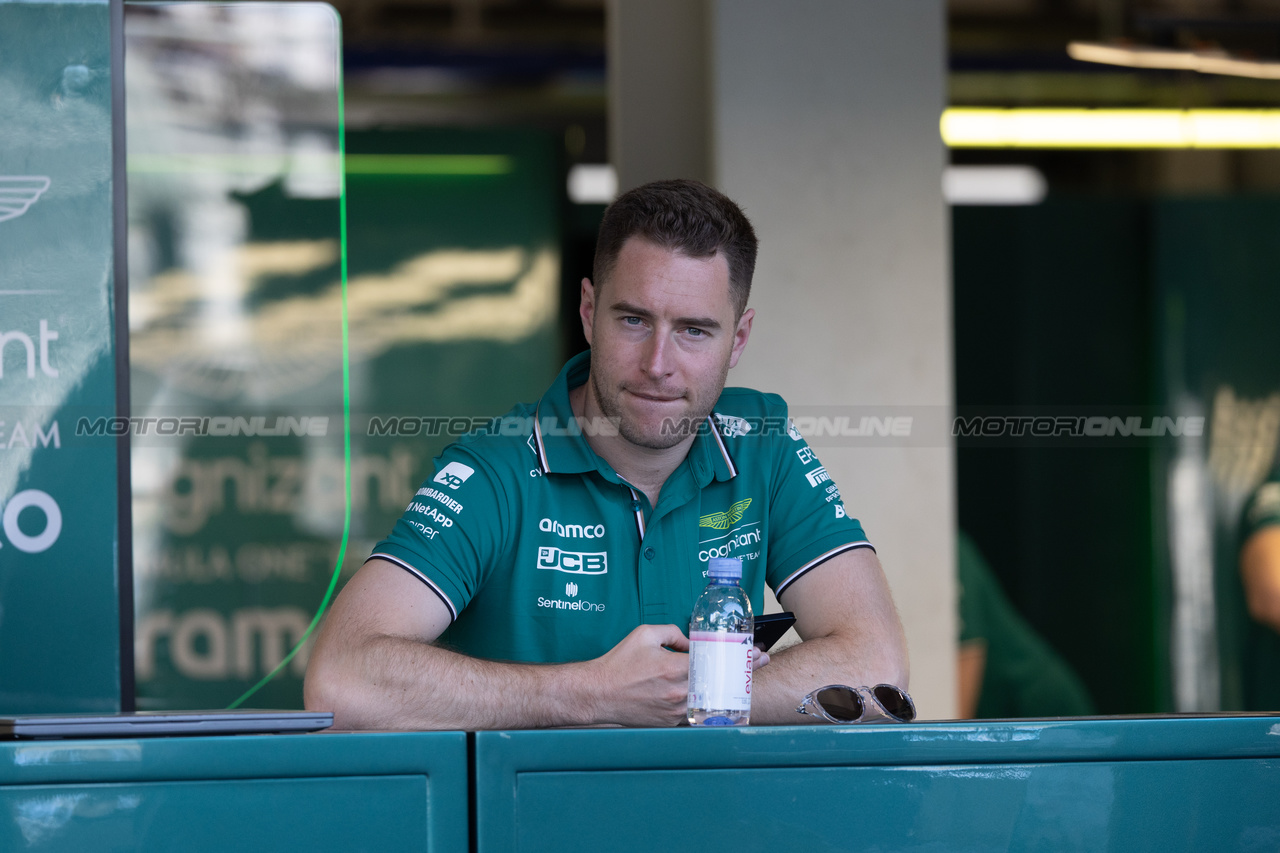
xmin=626 ymin=388 xmax=684 ymax=403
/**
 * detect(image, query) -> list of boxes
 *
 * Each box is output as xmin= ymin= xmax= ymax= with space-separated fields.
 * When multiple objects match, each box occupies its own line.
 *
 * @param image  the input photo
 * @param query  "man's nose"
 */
xmin=641 ymin=331 xmax=673 ymax=378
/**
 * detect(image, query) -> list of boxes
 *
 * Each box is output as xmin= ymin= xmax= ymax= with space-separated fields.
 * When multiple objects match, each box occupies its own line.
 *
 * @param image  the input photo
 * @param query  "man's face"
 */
xmin=580 ymin=236 xmax=753 ymax=450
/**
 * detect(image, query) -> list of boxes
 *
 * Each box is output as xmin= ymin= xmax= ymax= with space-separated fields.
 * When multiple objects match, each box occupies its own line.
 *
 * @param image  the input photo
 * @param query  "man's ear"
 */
xmin=727 ymin=307 xmax=754 ymax=369
xmin=579 ymin=277 xmax=597 ymax=346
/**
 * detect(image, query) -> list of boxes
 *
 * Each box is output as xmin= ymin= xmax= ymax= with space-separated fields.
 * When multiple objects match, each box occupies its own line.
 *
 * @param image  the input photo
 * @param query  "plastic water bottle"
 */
xmin=687 ymin=557 xmax=754 ymax=726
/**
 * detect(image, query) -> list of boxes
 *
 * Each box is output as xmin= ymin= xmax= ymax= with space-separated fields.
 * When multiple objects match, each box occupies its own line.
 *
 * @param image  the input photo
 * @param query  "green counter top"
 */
xmin=4 ymin=717 xmax=1279 ymax=852
xmin=475 ymin=716 xmax=1280 ymax=853
xmin=0 ymin=731 xmax=468 ymax=853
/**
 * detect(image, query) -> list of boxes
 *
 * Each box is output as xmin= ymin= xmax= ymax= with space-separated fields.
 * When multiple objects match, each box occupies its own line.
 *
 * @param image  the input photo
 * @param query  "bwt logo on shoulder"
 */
xmin=537 ymin=546 xmax=607 ymax=575
xmin=539 ymin=518 xmax=605 ymax=539
xmin=433 ymin=461 xmax=475 ymax=490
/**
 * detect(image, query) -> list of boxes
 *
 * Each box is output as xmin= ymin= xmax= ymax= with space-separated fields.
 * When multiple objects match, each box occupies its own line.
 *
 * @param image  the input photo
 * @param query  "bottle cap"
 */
xmin=708 ymin=557 xmax=742 ymax=581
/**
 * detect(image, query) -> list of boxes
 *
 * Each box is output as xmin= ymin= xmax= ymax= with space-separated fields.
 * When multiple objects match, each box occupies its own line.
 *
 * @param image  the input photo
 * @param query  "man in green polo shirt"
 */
xmin=305 ymin=179 xmax=908 ymax=728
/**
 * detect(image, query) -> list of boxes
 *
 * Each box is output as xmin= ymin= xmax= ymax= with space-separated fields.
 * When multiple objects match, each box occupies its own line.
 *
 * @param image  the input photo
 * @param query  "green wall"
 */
xmin=956 ymin=193 xmax=1280 ymax=714
xmin=954 ymin=198 xmax=1158 ymax=714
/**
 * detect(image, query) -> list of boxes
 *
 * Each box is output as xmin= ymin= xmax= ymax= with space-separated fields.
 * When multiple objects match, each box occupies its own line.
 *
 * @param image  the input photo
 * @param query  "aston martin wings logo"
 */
xmin=699 ymin=498 xmax=752 ymax=530
xmin=0 ymin=177 xmax=51 ymax=223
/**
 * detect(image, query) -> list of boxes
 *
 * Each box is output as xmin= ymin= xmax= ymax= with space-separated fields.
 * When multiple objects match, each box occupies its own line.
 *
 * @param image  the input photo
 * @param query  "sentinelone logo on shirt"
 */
xmin=538 ymin=575 xmax=605 ymax=611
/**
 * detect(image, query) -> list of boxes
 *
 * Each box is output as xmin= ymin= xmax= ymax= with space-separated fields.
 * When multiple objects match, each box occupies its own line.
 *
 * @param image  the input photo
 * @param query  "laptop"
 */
xmin=0 ymin=709 xmax=333 ymax=739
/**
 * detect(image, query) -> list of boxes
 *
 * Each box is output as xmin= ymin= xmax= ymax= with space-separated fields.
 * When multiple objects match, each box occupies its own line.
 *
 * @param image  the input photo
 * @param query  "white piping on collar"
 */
xmin=706 ymin=415 xmax=738 ymax=479
xmin=531 ymin=403 xmax=551 ymax=474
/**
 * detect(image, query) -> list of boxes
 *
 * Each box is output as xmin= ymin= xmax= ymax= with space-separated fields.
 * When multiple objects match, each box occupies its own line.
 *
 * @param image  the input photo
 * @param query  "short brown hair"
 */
xmin=593 ymin=179 xmax=758 ymax=317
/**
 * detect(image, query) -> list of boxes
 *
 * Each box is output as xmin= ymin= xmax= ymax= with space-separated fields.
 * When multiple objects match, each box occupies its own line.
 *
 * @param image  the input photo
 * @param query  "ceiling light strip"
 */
xmin=942 ymin=108 xmax=1280 ymax=149
xmin=1068 ymin=42 xmax=1280 ymax=80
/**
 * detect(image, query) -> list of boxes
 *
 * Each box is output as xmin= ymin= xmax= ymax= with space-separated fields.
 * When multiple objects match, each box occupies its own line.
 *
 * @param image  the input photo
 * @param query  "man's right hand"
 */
xmin=583 ymin=624 xmax=690 ymax=727
xmin=306 ymin=559 xmax=697 ymax=730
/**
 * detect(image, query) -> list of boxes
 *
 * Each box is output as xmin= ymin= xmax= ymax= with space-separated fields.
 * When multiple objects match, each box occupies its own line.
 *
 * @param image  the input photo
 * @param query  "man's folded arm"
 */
xmin=303 ymin=558 xmax=691 ymax=730
xmin=749 ymin=547 xmax=909 ymax=724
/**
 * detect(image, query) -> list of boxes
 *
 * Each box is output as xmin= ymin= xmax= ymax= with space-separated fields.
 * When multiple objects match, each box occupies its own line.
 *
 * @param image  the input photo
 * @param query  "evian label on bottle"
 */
xmin=688 ymin=631 xmax=753 ymax=711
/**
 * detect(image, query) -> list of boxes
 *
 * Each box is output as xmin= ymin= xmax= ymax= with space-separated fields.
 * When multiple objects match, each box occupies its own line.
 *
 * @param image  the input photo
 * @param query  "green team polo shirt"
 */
xmin=1242 ymin=478 xmax=1280 ymax=541
xmin=370 ymin=351 xmax=873 ymax=664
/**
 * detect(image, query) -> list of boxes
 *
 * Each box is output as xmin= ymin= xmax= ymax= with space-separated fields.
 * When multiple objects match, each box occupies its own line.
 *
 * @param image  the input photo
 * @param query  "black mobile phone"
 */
xmin=753 ymin=611 xmax=796 ymax=652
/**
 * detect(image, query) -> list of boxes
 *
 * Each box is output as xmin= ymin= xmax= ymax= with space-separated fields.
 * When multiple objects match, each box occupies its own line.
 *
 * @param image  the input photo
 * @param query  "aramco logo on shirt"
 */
xmin=699 ymin=498 xmax=752 ymax=530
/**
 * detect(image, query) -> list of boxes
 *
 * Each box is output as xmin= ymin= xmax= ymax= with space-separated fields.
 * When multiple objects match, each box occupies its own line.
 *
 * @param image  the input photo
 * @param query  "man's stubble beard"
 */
xmin=588 ymin=351 xmax=731 ymax=451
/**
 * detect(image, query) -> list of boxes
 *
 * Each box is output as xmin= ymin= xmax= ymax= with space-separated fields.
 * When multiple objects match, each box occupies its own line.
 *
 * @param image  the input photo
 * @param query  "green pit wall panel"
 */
xmin=0 ymin=0 xmax=123 ymax=714
xmin=475 ymin=717 xmax=1280 ymax=853
xmin=0 ymin=731 xmax=468 ymax=853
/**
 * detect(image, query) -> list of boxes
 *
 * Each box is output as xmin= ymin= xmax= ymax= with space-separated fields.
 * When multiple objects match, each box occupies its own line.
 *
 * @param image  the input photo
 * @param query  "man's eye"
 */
xmin=623 ymin=317 xmax=643 ymax=326
xmin=686 ymin=327 xmax=707 ymax=337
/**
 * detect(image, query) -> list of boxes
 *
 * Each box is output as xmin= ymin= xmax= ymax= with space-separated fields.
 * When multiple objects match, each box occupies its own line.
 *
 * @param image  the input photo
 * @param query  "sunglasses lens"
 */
xmin=872 ymin=685 xmax=916 ymax=721
xmin=815 ymin=687 xmax=864 ymax=722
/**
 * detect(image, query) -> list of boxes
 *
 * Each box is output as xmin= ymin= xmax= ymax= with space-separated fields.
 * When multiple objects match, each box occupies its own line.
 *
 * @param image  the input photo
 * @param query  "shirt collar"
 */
xmin=531 ymin=351 xmax=738 ymax=485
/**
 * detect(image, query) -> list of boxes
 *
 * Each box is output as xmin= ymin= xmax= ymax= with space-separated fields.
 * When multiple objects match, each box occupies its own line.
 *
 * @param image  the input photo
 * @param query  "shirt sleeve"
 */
xmin=368 ymin=443 xmax=513 ymax=620
xmin=1242 ymin=478 xmax=1280 ymax=542
xmin=764 ymin=413 xmax=875 ymax=597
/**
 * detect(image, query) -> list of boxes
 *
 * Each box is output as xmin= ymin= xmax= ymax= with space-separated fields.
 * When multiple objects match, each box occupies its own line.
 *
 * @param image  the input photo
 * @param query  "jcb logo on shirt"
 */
xmin=537 ymin=546 xmax=608 ymax=575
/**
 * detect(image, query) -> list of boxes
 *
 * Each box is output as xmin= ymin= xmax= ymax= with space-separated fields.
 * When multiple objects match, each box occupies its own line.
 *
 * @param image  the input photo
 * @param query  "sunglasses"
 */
xmin=795 ymin=684 xmax=916 ymax=723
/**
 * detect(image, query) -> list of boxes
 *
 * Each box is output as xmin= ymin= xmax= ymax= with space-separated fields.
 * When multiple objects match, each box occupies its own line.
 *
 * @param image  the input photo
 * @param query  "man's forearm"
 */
xmin=306 ymin=618 xmax=693 ymax=730
xmin=747 ymin=548 xmax=910 ymax=725
xmin=306 ymin=633 xmax=600 ymax=731
xmin=748 ymin=629 xmax=909 ymax=725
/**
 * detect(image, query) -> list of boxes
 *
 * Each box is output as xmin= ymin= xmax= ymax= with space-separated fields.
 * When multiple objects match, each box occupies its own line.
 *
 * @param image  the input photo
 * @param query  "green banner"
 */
xmin=0 ymin=0 xmax=121 ymax=712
